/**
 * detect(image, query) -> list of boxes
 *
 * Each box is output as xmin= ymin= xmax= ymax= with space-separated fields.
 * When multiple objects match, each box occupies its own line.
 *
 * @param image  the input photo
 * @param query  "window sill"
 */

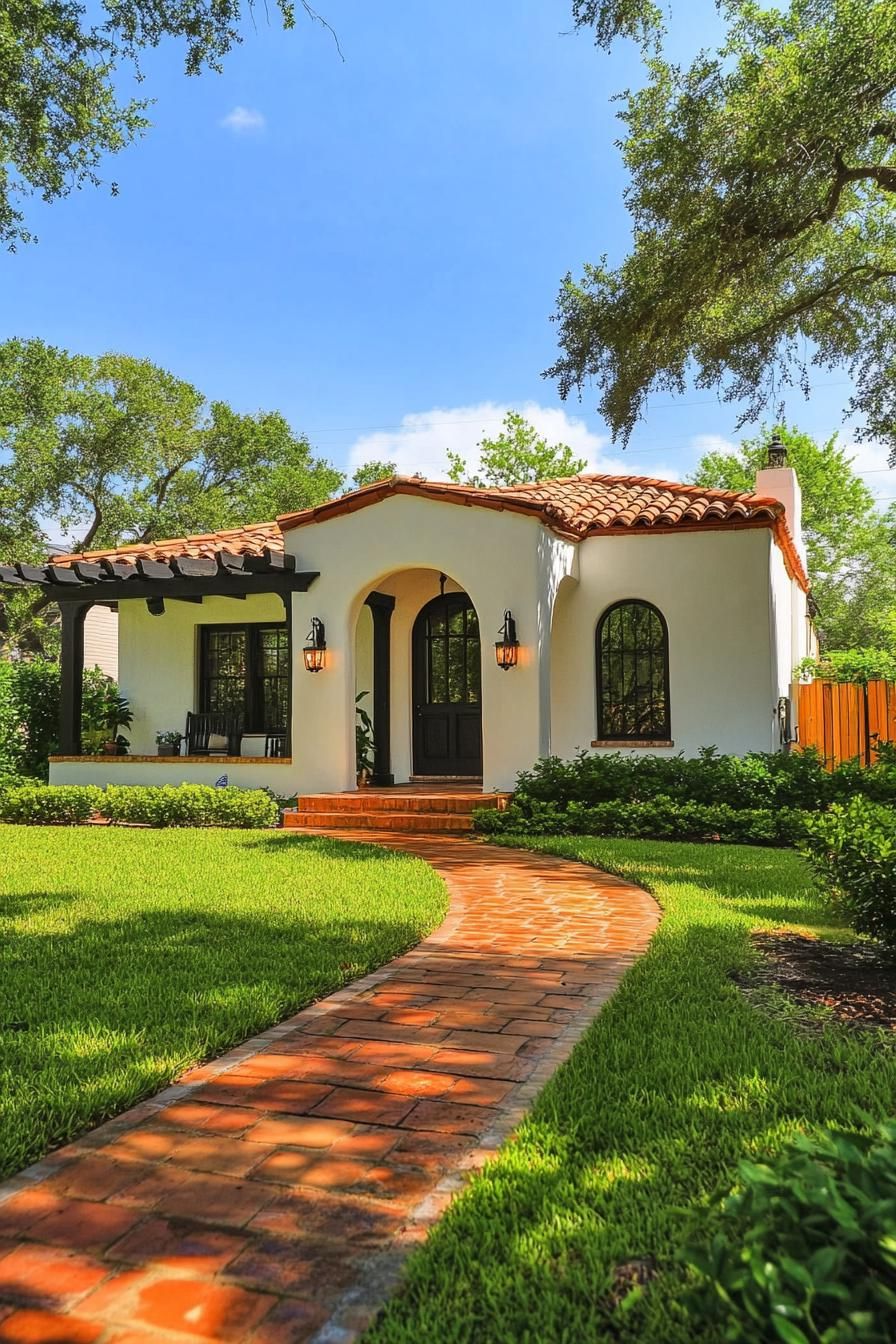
xmin=591 ymin=740 xmax=675 ymax=749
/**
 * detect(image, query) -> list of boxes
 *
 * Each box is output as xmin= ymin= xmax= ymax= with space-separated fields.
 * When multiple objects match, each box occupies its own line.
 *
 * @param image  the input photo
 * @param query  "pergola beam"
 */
xmin=5 ymin=567 xmax=318 ymax=602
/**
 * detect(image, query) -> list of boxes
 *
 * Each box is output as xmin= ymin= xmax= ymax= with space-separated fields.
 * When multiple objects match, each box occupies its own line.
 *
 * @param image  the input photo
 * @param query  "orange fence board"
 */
xmin=797 ymin=679 xmax=896 ymax=768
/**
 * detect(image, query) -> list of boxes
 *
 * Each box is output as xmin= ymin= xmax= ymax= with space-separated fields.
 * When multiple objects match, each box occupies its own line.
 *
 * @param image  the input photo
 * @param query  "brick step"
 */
xmin=295 ymin=792 xmax=508 ymax=815
xmin=283 ymin=810 xmax=475 ymax=833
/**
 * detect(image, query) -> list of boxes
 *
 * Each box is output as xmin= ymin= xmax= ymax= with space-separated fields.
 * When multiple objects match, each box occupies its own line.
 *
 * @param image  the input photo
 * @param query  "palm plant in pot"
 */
xmin=356 ymin=691 xmax=375 ymax=787
xmin=102 ymin=693 xmax=133 ymax=755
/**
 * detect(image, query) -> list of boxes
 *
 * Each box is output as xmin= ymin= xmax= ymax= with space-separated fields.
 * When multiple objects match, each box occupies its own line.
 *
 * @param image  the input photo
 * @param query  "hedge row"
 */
xmin=498 ymin=747 xmax=896 ymax=815
xmin=0 ymin=784 xmax=279 ymax=829
xmin=802 ymin=797 xmax=896 ymax=947
xmin=475 ymin=796 xmax=809 ymax=847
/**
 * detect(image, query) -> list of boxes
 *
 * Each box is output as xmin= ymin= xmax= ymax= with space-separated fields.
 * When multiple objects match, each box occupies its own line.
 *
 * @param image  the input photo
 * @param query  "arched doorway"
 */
xmin=412 ymin=591 xmax=482 ymax=776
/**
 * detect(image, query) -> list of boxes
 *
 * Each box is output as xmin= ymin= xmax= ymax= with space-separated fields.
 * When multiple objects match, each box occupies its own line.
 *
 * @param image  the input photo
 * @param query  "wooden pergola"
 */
xmin=0 ymin=549 xmax=319 ymax=754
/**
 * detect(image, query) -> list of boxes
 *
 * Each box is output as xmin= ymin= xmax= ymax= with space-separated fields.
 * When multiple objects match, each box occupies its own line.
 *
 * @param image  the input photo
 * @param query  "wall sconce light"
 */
xmin=302 ymin=617 xmax=326 ymax=672
xmin=146 ymin=596 xmax=165 ymax=616
xmin=495 ymin=610 xmax=519 ymax=670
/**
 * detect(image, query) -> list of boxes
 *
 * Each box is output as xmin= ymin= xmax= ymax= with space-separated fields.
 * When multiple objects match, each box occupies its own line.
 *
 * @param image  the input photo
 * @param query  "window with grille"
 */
xmin=596 ymin=601 xmax=670 ymax=741
xmin=200 ymin=625 xmax=289 ymax=732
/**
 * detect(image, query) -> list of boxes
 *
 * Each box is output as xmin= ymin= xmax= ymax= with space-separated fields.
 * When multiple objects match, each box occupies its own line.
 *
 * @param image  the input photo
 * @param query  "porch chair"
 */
xmin=265 ymin=732 xmax=286 ymax=758
xmin=185 ymin=712 xmax=242 ymax=757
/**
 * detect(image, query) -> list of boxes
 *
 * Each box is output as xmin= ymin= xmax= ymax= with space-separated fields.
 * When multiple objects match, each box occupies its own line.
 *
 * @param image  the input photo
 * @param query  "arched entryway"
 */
xmin=411 ymin=591 xmax=482 ymax=777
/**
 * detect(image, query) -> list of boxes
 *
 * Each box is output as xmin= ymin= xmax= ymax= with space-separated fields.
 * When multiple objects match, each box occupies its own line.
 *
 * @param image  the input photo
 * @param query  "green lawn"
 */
xmin=366 ymin=837 xmax=896 ymax=1344
xmin=0 ymin=827 xmax=447 ymax=1179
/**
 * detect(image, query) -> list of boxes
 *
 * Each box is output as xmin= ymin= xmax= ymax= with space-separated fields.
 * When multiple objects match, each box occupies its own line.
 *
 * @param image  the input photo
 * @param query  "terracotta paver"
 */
xmin=0 ymin=832 xmax=659 ymax=1343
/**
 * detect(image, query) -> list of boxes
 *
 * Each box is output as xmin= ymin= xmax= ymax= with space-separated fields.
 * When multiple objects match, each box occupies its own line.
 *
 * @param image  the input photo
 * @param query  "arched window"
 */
xmin=596 ymin=600 xmax=670 ymax=741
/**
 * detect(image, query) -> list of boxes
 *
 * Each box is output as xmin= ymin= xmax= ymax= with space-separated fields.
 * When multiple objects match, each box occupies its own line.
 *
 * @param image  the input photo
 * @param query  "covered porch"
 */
xmin=0 ymin=545 xmax=318 ymax=793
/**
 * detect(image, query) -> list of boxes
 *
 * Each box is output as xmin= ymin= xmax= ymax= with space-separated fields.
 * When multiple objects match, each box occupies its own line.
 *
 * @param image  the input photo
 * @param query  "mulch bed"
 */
xmin=737 ymin=932 xmax=896 ymax=1032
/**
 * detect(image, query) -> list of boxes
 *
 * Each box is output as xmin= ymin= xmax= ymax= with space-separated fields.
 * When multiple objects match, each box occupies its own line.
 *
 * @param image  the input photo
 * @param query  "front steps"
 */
xmin=283 ymin=786 xmax=511 ymax=834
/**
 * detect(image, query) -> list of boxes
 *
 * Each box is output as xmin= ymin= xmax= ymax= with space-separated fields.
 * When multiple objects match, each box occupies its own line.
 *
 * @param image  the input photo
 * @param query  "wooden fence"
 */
xmin=795 ymin=679 xmax=896 ymax=768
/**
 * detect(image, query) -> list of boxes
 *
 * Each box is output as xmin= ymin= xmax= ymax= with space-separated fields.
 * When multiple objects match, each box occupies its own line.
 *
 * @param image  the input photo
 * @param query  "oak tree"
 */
xmin=551 ymin=0 xmax=896 ymax=463
xmin=0 ymin=337 xmax=341 ymax=653
xmin=1 ymin=0 xmax=335 ymax=246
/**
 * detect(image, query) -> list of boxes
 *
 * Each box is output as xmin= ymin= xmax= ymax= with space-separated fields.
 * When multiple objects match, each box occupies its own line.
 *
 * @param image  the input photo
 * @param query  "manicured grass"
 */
xmin=0 ymin=827 xmax=446 ymax=1179
xmin=366 ymin=838 xmax=896 ymax=1344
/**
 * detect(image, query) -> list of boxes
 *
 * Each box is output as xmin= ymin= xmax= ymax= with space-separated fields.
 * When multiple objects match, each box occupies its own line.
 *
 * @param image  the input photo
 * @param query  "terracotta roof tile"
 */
xmin=277 ymin=472 xmax=782 ymax=540
xmin=48 ymin=472 xmax=807 ymax=592
xmin=51 ymin=522 xmax=282 ymax=567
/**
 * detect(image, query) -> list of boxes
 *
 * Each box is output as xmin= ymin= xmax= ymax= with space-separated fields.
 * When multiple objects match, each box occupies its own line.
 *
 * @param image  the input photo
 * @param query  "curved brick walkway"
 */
xmin=0 ymin=834 xmax=659 ymax=1344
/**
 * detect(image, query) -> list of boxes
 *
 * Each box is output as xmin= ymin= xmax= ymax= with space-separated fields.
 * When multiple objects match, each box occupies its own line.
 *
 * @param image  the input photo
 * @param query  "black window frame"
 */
xmin=595 ymin=599 xmax=671 ymax=742
xmin=199 ymin=623 xmax=290 ymax=734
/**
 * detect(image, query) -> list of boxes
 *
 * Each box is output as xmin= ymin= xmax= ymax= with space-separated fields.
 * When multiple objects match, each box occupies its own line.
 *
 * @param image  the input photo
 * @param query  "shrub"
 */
xmin=680 ymin=1122 xmax=896 ymax=1342
xmin=801 ymin=798 xmax=896 ymax=946
xmin=504 ymin=747 xmax=845 ymax=815
xmin=476 ymin=796 xmax=808 ymax=847
xmin=0 ymin=784 xmax=102 ymax=824
xmin=0 ymin=783 xmax=279 ymax=828
xmin=101 ymin=784 xmax=278 ymax=829
xmin=0 ymin=658 xmax=125 ymax=779
xmin=476 ymin=747 xmax=896 ymax=845
xmin=795 ymin=647 xmax=896 ymax=683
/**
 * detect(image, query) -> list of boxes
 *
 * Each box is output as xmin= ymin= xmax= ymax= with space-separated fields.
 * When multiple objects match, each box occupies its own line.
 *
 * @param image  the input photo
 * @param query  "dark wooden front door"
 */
xmin=412 ymin=593 xmax=482 ymax=776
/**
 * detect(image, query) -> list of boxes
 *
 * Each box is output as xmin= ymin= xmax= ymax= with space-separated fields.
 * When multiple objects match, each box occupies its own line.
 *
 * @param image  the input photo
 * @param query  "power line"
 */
xmin=303 ymin=380 xmax=856 ymax=438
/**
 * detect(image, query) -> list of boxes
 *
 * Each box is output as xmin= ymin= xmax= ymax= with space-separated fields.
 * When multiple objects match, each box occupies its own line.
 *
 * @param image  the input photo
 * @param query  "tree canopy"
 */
xmin=692 ymin=425 xmax=896 ymax=650
xmin=352 ymin=460 xmax=397 ymax=489
xmin=0 ymin=337 xmax=341 ymax=653
xmin=447 ymin=411 xmax=587 ymax=488
xmin=0 ymin=0 xmax=336 ymax=247
xmin=552 ymin=0 xmax=896 ymax=464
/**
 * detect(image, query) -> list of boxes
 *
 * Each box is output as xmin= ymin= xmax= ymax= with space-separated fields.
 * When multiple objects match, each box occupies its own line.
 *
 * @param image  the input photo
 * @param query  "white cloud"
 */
xmin=345 ymin=401 xmax=675 ymax=482
xmin=220 ymin=106 xmax=266 ymax=134
xmin=689 ymin=433 xmax=738 ymax=458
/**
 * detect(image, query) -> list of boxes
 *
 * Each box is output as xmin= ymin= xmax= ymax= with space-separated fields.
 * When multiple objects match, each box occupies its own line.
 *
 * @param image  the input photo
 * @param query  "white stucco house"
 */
xmin=1 ymin=447 xmax=813 ymax=799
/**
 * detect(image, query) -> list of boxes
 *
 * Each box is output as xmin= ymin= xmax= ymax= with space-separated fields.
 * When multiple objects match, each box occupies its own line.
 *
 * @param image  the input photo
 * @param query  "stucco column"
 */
xmin=289 ymin=592 xmax=356 ymax=793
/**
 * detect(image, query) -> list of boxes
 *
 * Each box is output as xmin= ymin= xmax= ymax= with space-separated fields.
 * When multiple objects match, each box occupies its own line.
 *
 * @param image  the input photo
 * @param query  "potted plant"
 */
xmin=155 ymin=730 xmax=183 ymax=757
xmin=356 ymin=691 xmax=375 ymax=787
xmin=102 ymin=693 xmax=133 ymax=756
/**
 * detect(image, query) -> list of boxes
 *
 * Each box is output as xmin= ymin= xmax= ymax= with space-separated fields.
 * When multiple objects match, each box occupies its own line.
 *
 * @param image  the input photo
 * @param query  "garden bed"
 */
xmin=737 ymin=931 xmax=896 ymax=1032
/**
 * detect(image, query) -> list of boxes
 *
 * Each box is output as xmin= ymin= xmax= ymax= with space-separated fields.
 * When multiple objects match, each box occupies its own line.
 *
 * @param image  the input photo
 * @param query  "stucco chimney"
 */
xmin=755 ymin=434 xmax=805 ymax=565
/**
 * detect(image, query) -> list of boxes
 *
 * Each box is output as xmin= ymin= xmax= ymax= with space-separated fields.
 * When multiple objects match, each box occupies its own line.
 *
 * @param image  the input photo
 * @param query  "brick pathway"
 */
xmin=0 ymin=834 xmax=659 ymax=1344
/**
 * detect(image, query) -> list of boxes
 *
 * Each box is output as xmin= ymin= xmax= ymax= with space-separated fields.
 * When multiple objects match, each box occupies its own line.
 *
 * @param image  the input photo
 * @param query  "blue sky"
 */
xmin=2 ymin=0 xmax=893 ymax=502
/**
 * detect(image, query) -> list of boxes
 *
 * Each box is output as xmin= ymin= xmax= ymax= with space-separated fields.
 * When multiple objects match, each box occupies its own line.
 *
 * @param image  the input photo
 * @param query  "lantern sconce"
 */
xmin=303 ymin=617 xmax=326 ymax=672
xmin=495 ymin=610 xmax=520 ymax=671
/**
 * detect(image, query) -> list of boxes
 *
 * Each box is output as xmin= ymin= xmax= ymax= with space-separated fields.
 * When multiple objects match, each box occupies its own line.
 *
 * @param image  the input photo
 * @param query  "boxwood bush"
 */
xmin=101 ymin=784 xmax=278 ymax=829
xmin=476 ymin=747 xmax=896 ymax=843
xmin=0 ymin=783 xmax=279 ymax=829
xmin=475 ymin=796 xmax=809 ymax=847
xmin=681 ymin=1123 xmax=896 ymax=1342
xmin=801 ymin=797 xmax=896 ymax=946
xmin=0 ymin=783 xmax=103 ymax=824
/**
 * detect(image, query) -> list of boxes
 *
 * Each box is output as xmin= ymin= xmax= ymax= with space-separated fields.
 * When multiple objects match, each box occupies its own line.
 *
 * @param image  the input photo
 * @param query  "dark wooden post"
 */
xmin=59 ymin=601 xmax=90 ymax=755
xmin=281 ymin=592 xmax=293 ymax=758
xmin=365 ymin=592 xmax=395 ymax=785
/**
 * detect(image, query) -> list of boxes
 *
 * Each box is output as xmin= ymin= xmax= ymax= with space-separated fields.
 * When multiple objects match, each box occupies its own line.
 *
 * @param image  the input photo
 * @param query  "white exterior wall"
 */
xmin=49 ymin=758 xmax=296 ymax=791
xmin=284 ymin=495 xmax=574 ymax=793
xmin=117 ymin=591 xmax=287 ymax=756
xmin=550 ymin=528 xmax=781 ymax=759
xmin=49 ymin=491 xmax=807 ymax=793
